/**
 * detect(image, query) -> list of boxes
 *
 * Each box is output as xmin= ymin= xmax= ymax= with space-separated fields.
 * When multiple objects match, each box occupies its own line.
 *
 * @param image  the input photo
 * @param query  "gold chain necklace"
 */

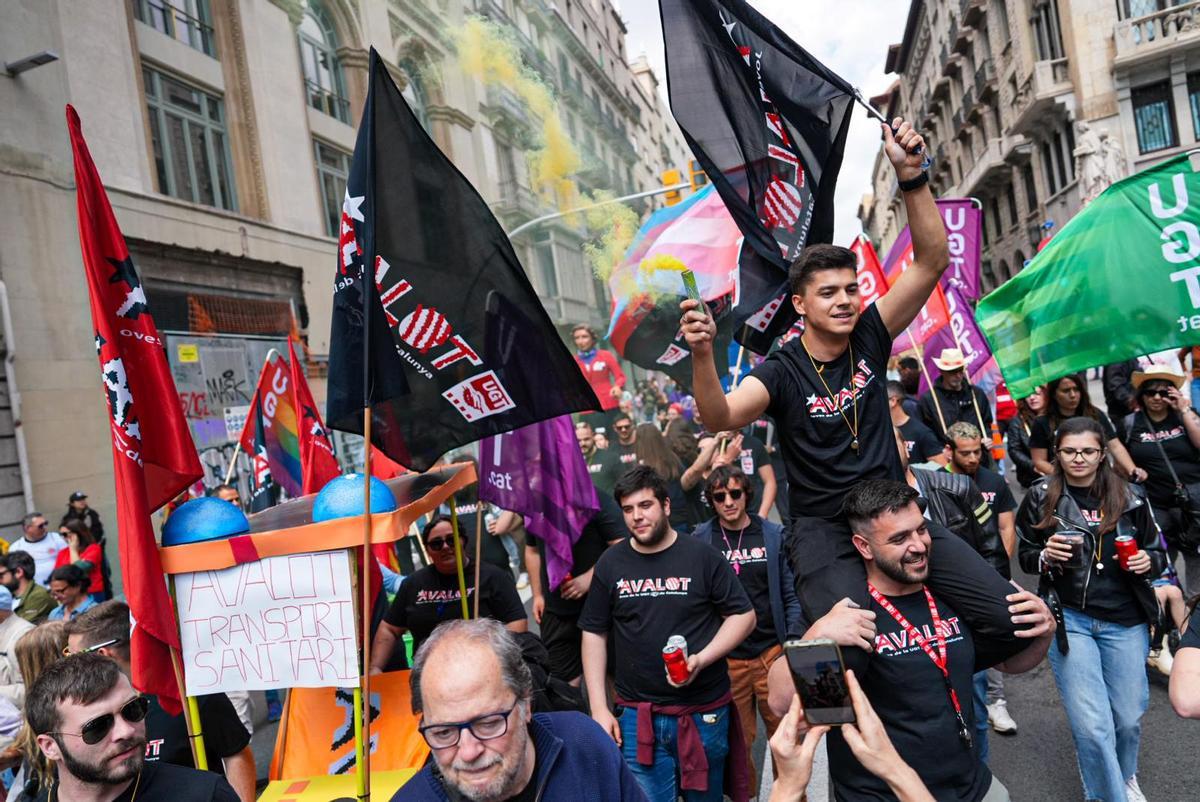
xmin=51 ymin=768 xmax=142 ymax=802
xmin=802 ymin=337 xmax=860 ymax=453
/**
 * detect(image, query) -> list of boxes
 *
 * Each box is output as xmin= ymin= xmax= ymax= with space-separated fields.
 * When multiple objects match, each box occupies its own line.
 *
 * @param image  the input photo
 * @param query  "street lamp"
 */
xmin=4 ymin=50 xmax=59 ymax=78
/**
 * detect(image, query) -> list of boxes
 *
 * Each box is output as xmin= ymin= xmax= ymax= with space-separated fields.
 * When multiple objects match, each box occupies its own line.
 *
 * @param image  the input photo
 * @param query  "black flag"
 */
xmin=660 ymin=0 xmax=856 ymax=352
xmin=327 ymin=49 xmax=599 ymax=471
xmin=248 ymin=388 xmax=280 ymax=513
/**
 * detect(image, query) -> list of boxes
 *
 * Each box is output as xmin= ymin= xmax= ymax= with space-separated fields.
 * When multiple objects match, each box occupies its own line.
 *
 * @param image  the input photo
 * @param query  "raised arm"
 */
xmin=874 ymin=119 xmax=950 ymax=338
xmin=680 ymin=299 xmax=770 ymax=431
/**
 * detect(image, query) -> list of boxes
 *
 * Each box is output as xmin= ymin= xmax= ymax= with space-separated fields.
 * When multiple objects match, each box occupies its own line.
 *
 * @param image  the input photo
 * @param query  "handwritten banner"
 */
xmin=175 ymin=551 xmax=358 ymax=695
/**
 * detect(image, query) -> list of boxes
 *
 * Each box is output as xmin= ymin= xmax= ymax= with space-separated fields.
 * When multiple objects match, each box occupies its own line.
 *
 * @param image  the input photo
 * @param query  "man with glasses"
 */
xmin=8 ymin=512 xmax=67 ymax=586
xmin=1 ymin=551 xmax=55 ymax=625
xmin=27 ymin=651 xmax=238 ymax=801
xmin=611 ymin=412 xmax=639 ymax=468
xmin=63 ymin=601 xmax=257 ymax=802
xmin=393 ymin=618 xmax=645 ymax=801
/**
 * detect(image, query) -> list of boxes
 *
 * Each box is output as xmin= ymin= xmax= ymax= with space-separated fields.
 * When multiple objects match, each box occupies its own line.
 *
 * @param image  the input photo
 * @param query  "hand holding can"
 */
xmin=663 ymin=635 xmax=691 ymax=685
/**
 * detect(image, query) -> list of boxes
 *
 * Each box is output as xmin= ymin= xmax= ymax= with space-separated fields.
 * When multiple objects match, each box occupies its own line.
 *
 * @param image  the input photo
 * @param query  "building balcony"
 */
xmin=1114 ymin=1 xmax=1200 ymax=70
xmin=961 ymin=0 xmax=985 ymax=27
xmin=962 ymin=87 xmax=977 ymax=120
xmin=1010 ymin=58 xmax=1073 ymax=134
xmin=953 ymin=25 xmax=972 ymax=55
xmin=494 ymin=179 xmax=544 ymax=223
xmin=942 ymin=50 xmax=962 ymax=78
xmin=484 ymin=84 xmax=533 ymax=130
xmin=960 ymin=136 xmax=1020 ymax=197
xmin=952 ymin=107 xmax=965 ymax=134
xmin=974 ymin=58 xmax=997 ymax=100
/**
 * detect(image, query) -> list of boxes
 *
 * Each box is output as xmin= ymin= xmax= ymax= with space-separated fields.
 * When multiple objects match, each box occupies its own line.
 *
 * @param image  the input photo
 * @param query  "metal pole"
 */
xmin=506 ymin=183 xmax=690 ymax=239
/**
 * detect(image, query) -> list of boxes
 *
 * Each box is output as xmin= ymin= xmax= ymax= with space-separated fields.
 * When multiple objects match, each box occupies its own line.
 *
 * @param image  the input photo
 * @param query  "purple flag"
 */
xmin=919 ymin=285 xmax=1003 ymax=398
xmin=882 ymin=199 xmax=982 ymax=302
xmin=478 ymin=415 xmax=599 ymax=591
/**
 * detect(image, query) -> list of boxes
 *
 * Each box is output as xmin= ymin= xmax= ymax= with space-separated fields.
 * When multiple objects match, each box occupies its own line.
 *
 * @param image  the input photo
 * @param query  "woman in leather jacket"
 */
xmin=1016 ymin=417 xmax=1166 ymax=802
xmin=1005 ymin=386 xmax=1044 ymax=488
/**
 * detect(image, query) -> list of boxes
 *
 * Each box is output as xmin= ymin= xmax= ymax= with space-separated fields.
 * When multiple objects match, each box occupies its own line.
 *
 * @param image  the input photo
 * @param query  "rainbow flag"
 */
xmin=238 ymin=352 xmax=302 ymax=497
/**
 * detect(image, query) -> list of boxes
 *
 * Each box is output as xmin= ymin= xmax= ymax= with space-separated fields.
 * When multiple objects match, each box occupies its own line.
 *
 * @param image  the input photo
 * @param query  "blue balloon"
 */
xmin=162 ymin=497 xmax=250 ymax=547
xmin=312 ymin=474 xmax=398 ymax=522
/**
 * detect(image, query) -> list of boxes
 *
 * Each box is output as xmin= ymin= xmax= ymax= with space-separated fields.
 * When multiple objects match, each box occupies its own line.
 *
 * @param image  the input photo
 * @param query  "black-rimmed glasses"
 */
xmin=418 ymin=702 xmax=517 ymax=749
xmin=1057 ymin=447 xmax=1103 ymax=461
xmin=49 ymin=696 xmax=149 ymax=745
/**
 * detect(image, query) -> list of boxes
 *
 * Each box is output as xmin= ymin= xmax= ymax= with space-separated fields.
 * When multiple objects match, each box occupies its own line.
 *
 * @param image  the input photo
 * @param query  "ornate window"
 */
xmin=400 ymin=65 xmax=428 ymax=131
xmin=133 ymin=0 xmax=216 ymax=58
xmin=314 ymin=140 xmax=351 ymax=237
xmin=1132 ymin=81 xmax=1177 ymax=154
xmin=299 ymin=3 xmax=349 ymax=123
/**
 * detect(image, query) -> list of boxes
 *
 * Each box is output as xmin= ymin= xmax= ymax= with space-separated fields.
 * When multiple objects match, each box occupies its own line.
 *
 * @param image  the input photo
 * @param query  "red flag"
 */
xmin=287 ymin=336 xmax=341 ymax=494
xmin=67 ymin=106 xmax=201 ymax=715
xmin=850 ymin=234 xmax=890 ymax=309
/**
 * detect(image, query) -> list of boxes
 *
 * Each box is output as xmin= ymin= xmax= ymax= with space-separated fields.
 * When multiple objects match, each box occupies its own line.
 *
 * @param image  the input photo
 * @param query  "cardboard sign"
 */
xmin=175 ymin=551 xmax=358 ymax=695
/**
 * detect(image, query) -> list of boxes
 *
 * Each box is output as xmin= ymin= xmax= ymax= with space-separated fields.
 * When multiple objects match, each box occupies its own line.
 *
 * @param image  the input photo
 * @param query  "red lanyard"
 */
xmin=867 ymin=582 xmax=973 ymax=749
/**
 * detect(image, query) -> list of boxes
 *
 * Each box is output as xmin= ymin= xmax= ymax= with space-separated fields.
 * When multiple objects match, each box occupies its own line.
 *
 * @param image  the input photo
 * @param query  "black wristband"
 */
xmin=898 ymin=171 xmax=929 ymax=193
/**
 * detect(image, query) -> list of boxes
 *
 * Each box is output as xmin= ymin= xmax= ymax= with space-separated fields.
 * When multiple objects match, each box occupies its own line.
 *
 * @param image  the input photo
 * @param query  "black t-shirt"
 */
xmin=899 ymin=416 xmax=944 ymax=465
xmin=1181 ymin=614 xmax=1200 ymax=651
xmin=970 ymin=466 xmax=1017 ymax=517
xmin=828 ymin=590 xmax=990 ymax=802
xmin=385 ymin=562 xmax=526 ymax=654
xmin=585 ymin=447 xmax=624 ymax=497
xmin=731 ymin=434 xmax=772 ymax=505
xmin=144 ymin=694 xmax=249 ymax=775
xmin=1126 ymin=410 xmax=1200 ymax=507
xmin=1064 ymin=486 xmax=1146 ymax=627
xmin=444 ymin=501 xmax=511 ymax=574
xmin=713 ymin=516 xmax=777 ymax=658
xmin=1029 ymin=411 xmax=1118 ymax=451
xmin=750 ymin=304 xmax=901 ymax=519
xmin=112 ymin=759 xmax=240 ymax=802
xmin=578 ymin=533 xmax=752 ymax=705
xmin=615 ymin=441 xmax=639 ymax=468
xmin=526 ymin=493 xmax=625 ymax=617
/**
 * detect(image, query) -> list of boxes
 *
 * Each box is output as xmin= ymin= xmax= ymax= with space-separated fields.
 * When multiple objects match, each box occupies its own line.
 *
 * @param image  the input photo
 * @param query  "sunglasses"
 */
xmin=50 ymin=696 xmax=149 ymax=745
xmin=613 ymin=424 xmax=633 ymax=432
xmin=425 ymin=536 xmax=457 ymax=552
xmin=1142 ymin=389 xmax=1172 ymax=399
xmin=711 ymin=489 xmax=744 ymax=503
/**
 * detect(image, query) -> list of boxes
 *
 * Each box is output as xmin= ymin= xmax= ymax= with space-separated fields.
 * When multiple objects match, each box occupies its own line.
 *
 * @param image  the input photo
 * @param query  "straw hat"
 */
xmin=1132 ymin=364 xmax=1185 ymax=390
xmin=933 ymin=348 xmax=967 ymax=372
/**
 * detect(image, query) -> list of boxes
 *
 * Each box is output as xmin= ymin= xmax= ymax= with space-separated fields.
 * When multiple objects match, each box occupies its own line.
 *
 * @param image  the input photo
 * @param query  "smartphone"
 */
xmin=783 ymin=638 xmax=856 ymax=725
xmin=681 ymin=269 xmax=706 ymax=318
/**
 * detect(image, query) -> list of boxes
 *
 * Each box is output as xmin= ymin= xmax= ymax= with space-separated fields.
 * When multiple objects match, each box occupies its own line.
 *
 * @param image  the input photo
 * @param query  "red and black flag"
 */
xmin=247 ymin=388 xmax=280 ymax=513
xmin=67 ymin=106 xmax=202 ymax=715
xmin=660 ymin=0 xmax=857 ymax=352
xmin=326 ymin=49 xmax=598 ymax=470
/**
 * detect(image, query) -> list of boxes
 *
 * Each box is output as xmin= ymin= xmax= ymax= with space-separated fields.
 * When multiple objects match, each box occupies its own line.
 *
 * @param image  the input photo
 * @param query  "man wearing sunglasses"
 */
xmin=0 ymin=551 xmax=55 ymax=625
xmin=63 ymin=601 xmax=256 ymax=802
xmin=28 ymin=651 xmax=238 ymax=801
xmin=393 ymin=618 xmax=644 ymax=801
xmin=692 ymin=465 xmax=802 ymax=792
xmin=8 ymin=512 xmax=67 ymax=587
xmin=611 ymin=412 xmax=639 ymax=467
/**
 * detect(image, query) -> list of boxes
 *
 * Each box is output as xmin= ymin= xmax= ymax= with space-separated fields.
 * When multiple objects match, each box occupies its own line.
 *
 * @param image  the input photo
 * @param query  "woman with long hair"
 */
xmin=634 ymin=423 xmax=693 ymax=532
xmin=665 ymin=421 xmax=722 ymax=526
xmin=8 ymin=622 xmax=65 ymax=802
xmin=1005 ymin=386 xmax=1045 ymax=487
xmin=1017 ymin=417 xmax=1165 ymax=802
xmin=53 ymin=520 xmax=104 ymax=603
xmin=1028 ymin=373 xmax=1145 ymax=481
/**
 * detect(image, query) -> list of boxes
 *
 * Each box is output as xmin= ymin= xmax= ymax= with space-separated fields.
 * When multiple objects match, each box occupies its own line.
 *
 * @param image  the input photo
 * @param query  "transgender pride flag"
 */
xmin=238 ymin=351 xmax=302 ymax=497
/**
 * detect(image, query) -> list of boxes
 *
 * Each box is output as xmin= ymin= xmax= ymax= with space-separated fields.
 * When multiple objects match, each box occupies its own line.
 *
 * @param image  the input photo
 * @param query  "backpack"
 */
xmin=513 ymin=631 xmax=586 ymax=714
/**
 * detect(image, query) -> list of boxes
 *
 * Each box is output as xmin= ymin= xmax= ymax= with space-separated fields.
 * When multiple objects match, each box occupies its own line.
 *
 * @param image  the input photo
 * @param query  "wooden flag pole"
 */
xmin=166 ymin=577 xmax=208 ymax=771
xmin=449 ymin=497 xmax=471 ymax=619
xmin=910 ymin=332 xmax=947 ymax=434
xmin=473 ymin=510 xmax=483 ymax=619
xmin=945 ymin=324 xmax=989 ymax=438
xmin=357 ymin=406 xmax=373 ymax=802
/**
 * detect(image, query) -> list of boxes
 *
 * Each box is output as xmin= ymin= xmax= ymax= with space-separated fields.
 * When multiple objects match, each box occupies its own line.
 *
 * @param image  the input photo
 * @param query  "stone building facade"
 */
xmin=858 ymin=0 xmax=1200 ymax=294
xmin=0 ymin=0 xmax=688 ymax=554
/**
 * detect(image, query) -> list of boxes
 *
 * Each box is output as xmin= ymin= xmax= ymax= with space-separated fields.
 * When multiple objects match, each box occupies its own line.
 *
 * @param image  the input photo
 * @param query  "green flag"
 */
xmin=978 ymin=153 xmax=1200 ymax=398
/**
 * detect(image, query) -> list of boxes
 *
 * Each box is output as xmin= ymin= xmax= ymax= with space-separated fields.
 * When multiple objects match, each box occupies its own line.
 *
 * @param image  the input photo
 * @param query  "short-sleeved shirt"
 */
xmin=584 ymin=447 xmax=624 ymax=496
xmin=899 ymin=416 xmax=945 ymax=464
xmin=828 ymin=589 xmax=990 ymax=802
xmin=578 ymin=534 xmax=752 ymax=705
xmin=526 ymin=493 xmax=625 ymax=617
xmin=712 ymin=516 xmax=777 ymax=659
xmin=384 ymin=563 xmax=526 ymax=654
xmin=1064 ymin=487 xmax=1146 ymax=627
xmin=969 ymin=466 xmax=1017 ymax=517
xmin=145 ymin=693 xmax=250 ymax=775
xmin=1029 ymin=411 xmax=1118 ymax=452
xmin=749 ymin=304 xmax=901 ymax=519
xmin=732 ymin=433 xmax=773 ymax=503
xmin=1125 ymin=410 xmax=1200 ymax=507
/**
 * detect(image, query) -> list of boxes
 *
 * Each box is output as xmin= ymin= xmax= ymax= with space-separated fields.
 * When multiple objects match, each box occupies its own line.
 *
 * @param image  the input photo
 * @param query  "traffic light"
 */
xmin=688 ymin=159 xmax=709 ymax=192
xmin=662 ymin=169 xmax=682 ymax=206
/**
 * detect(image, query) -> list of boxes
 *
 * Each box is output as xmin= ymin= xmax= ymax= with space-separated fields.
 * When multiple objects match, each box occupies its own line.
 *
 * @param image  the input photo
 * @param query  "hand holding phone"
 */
xmin=784 ymin=638 xmax=855 ymax=726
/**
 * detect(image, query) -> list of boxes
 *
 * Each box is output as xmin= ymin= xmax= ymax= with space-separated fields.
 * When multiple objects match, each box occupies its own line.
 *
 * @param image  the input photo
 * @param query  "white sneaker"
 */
xmin=1147 ymin=644 xmax=1174 ymax=676
xmin=987 ymin=700 xmax=1018 ymax=734
xmin=1125 ymin=775 xmax=1147 ymax=802
xmin=516 ymin=572 xmax=529 ymax=590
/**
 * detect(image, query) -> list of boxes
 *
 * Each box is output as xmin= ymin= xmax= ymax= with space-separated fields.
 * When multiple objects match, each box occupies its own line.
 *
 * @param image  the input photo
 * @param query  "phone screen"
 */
xmin=784 ymin=639 xmax=855 ymax=725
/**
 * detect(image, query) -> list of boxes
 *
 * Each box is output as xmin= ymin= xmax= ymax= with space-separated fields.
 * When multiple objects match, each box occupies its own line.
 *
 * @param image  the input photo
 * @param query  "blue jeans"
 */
xmin=972 ymin=671 xmax=990 ymax=765
xmin=617 ymin=704 xmax=730 ymax=802
xmin=1047 ymin=607 xmax=1149 ymax=802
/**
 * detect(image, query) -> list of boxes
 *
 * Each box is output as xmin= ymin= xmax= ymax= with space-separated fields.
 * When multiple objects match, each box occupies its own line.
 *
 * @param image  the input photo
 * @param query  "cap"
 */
xmin=0 ymin=586 xmax=13 ymax=612
xmin=69 ymin=491 xmax=87 ymax=502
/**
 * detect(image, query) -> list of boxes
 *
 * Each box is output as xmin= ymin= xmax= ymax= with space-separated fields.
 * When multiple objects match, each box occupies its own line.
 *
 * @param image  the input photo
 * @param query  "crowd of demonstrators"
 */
xmin=7 ymin=517 xmax=64 ymax=590
xmin=1018 ymin=416 xmax=1166 ymax=802
xmin=888 ymin=381 xmax=945 ymax=467
xmin=1029 ymin=373 xmax=1146 ymax=482
xmin=917 ymin=348 xmax=993 ymax=445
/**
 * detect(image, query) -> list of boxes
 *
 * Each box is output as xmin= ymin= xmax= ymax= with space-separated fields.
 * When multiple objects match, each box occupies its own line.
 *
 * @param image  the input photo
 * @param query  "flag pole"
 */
xmin=166 ymin=578 xmax=208 ymax=771
xmin=221 ymin=348 xmax=283 ymax=488
xmin=473 ymin=510 xmax=483 ymax=619
xmin=945 ymin=324 xmax=989 ymax=438
xmin=910 ymin=332 xmax=947 ymax=434
xmin=449 ymin=497 xmax=471 ymax=619
xmin=719 ymin=343 xmax=748 ymax=456
xmin=357 ymin=407 xmax=373 ymax=802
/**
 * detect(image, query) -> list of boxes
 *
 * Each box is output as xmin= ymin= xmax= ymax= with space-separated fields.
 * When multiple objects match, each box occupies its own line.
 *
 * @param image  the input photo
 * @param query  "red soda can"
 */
xmin=663 ymin=635 xmax=690 ymax=684
xmin=1114 ymin=535 xmax=1138 ymax=570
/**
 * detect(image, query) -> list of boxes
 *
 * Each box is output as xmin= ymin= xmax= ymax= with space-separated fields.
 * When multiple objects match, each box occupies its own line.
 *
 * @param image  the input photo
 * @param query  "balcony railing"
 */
xmin=306 ymin=80 xmax=350 ymax=123
xmin=135 ymin=0 xmax=216 ymax=58
xmin=1010 ymin=58 xmax=1071 ymax=128
xmin=962 ymin=87 xmax=977 ymax=120
xmin=960 ymin=0 xmax=985 ymax=27
xmin=974 ymin=58 xmax=996 ymax=98
xmin=1114 ymin=1 xmax=1200 ymax=61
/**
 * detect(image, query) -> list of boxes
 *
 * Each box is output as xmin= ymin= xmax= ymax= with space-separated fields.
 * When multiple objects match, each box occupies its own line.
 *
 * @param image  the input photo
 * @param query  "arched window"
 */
xmin=400 ymin=65 xmax=428 ymax=131
xmin=299 ymin=3 xmax=348 ymax=122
